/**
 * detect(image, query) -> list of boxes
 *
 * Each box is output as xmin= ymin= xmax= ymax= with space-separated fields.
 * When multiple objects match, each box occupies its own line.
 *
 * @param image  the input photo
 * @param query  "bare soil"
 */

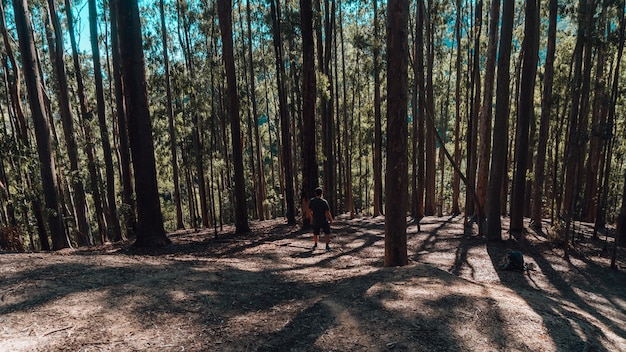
xmin=1 ymin=215 xmax=625 ymax=352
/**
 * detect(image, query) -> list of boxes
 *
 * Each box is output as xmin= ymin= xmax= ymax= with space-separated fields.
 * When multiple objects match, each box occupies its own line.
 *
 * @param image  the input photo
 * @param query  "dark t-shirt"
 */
xmin=309 ymin=197 xmax=330 ymax=226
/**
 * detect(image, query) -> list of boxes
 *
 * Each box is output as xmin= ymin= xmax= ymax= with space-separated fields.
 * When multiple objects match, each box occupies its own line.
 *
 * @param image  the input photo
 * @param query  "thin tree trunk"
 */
xmin=424 ymin=0 xmax=436 ymax=216
xmin=218 ymin=0 xmax=250 ymax=234
xmin=372 ymin=0 xmax=383 ymax=216
xmin=269 ymin=0 xmax=296 ymax=225
xmin=452 ymin=0 xmax=462 ymax=216
xmin=476 ymin=0 xmax=499 ymax=235
xmin=531 ymin=0 xmax=558 ymax=229
xmin=46 ymin=0 xmax=91 ymax=246
xmin=486 ymin=0 xmax=514 ymax=241
xmin=160 ymin=0 xmax=184 ymax=229
xmin=89 ymin=0 xmax=122 ymax=242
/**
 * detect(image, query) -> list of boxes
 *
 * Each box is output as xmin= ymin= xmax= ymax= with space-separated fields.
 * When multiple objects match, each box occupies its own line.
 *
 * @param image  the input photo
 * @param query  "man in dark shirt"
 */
xmin=308 ymin=187 xmax=333 ymax=251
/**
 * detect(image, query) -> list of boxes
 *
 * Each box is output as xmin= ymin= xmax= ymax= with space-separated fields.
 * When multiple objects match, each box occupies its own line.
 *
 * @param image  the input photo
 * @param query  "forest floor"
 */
xmin=1 ymin=214 xmax=625 ymax=352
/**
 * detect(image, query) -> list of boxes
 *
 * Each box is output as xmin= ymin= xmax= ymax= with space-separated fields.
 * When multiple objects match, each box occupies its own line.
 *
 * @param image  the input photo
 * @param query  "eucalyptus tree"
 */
xmin=45 ymin=0 xmax=91 ymax=245
xmin=217 ymin=0 xmax=250 ymax=234
xmin=114 ymin=0 xmax=169 ymax=246
xmin=487 ymin=0 xmax=514 ymax=241
xmin=510 ymin=0 xmax=539 ymax=239
xmin=531 ymin=0 xmax=557 ymax=229
xmin=476 ymin=0 xmax=499 ymax=236
xmin=300 ymin=0 xmax=319 ymax=227
xmin=385 ymin=0 xmax=409 ymax=267
xmin=89 ymin=0 xmax=122 ymax=242
xmin=12 ymin=0 xmax=69 ymax=250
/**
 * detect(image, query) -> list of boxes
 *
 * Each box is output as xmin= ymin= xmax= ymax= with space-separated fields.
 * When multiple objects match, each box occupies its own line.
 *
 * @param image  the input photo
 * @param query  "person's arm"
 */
xmin=326 ymin=210 xmax=333 ymax=224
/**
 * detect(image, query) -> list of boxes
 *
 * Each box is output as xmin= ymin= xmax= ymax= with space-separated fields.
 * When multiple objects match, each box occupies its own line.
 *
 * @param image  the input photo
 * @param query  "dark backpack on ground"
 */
xmin=499 ymin=251 xmax=524 ymax=271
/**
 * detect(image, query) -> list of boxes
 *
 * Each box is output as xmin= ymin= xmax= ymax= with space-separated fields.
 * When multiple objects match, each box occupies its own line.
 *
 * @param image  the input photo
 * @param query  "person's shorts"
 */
xmin=313 ymin=223 xmax=331 ymax=235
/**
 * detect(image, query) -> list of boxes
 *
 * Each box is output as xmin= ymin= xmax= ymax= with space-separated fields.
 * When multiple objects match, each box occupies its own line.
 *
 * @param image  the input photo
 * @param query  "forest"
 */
xmin=0 ymin=0 xmax=625 ymax=259
xmin=1 ymin=0 xmax=626 ymax=350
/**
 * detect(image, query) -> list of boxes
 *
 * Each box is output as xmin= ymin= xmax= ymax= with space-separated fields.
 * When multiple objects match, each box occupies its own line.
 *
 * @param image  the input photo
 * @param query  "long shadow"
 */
xmin=486 ymin=236 xmax=626 ymax=352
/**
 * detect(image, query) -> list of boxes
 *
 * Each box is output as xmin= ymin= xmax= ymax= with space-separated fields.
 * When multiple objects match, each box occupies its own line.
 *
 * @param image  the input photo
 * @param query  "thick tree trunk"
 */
xmin=13 ymin=0 xmax=69 ymax=250
xmin=217 ymin=0 xmax=251 ymax=234
xmin=115 ymin=0 xmax=169 ymax=247
xmin=486 ymin=0 xmax=514 ymax=241
xmin=384 ymin=0 xmax=409 ymax=267
xmin=412 ymin=0 xmax=425 ymax=221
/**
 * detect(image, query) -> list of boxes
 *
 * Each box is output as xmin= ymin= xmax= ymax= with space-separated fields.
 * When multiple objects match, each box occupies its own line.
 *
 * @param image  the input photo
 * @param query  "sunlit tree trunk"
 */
xmin=384 ymin=0 xmax=409 ymax=267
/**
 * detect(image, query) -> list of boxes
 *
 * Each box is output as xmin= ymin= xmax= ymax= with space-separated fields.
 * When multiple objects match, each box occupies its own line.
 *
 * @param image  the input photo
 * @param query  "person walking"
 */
xmin=309 ymin=187 xmax=333 ymax=251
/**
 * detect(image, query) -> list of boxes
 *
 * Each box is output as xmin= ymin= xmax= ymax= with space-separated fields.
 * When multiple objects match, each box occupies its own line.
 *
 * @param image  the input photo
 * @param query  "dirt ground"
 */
xmin=1 ymin=214 xmax=625 ymax=352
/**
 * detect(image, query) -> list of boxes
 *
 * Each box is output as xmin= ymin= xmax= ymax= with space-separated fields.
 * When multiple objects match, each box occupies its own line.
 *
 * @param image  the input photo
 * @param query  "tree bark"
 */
xmin=13 ymin=0 xmax=69 ymax=250
xmin=452 ymin=0 xmax=462 ymax=215
xmin=46 ymin=0 xmax=91 ymax=246
xmin=218 ymin=0 xmax=251 ymax=234
xmin=300 ymin=0 xmax=319 ymax=227
xmin=89 ymin=0 xmax=122 ymax=242
xmin=476 ymin=0 xmax=499 ymax=235
xmin=486 ymin=0 xmax=514 ymax=241
xmin=160 ymin=0 xmax=184 ymax=229
xmin=115 ymin=0 xmax=169 ymax=247
xmin=384 ymin=0 xmax=409 ymax=267
xmin=372 ymin=0 xmax=383 ymax=217
xmin=531 ymin=0 xmax=557 ymax=229
xmin=269 ymin=0 xmax=296 ymax=225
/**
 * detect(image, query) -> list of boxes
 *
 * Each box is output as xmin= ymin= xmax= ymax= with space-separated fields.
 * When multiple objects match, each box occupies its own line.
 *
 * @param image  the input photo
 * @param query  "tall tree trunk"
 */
xmin=476 ymin=0 xmax=499 ymax=235
xmin=160 ymin=0 xmax=184 ymax=229
xmin=596 ymin=0 xmax=624 ymax=239
xmin=218 ymin=0 xmax=251 ymax=234
xmin=46 ymin=0 xmax=91 ymax=246
xmin=300 ymin=0 xmax=319 ymax=227
xmin=89 ymin=0 xmax=122 ymax=242
xmin=452 ymin=0 xmax=462 ymax=215
xmin=562 ymin=0 xmax=589 ymax=260
xmin=269 ymin=0 xmax=296 ymax=225
xmin=115 ymin=0 xmax=169 ymax=247
xmin=109 ymin=0 xmax=136 ymax=237
xmin=12 ymin=0 xmax=69 ymax=250
xmin=246 ymin=0 xmax=268 ymax=221
xmin=510 ymin=0 xmax=539 ymax=239
xmin=384 ymin=0 xmax=409 ymax=267
xmin=486 ymin=0 xmax=514 ymax=241
xmin=372 ymin=0 xmax=383 ymax=216
xmin=531 ymin=0 xmax=557 ymax=229
xmin=424 ymin=0 xmax=436 ymax=216
xmin=412 ymin=0 xmax=425 ymax=220
xmin=465 ymin=0 xmax=482 ymax=222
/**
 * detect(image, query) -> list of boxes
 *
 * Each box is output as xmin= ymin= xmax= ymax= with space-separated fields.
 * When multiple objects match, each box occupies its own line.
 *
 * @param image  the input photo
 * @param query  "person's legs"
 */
xmin=312 ymin=226 xmax=321 ymax=250
xmin=322 ymin=223 xmax=331 ymax=251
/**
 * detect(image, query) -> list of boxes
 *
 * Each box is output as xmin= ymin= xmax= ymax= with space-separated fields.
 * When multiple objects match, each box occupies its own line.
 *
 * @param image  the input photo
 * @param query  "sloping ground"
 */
xmin=0 ymin=215 xmax=624 ymax=351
